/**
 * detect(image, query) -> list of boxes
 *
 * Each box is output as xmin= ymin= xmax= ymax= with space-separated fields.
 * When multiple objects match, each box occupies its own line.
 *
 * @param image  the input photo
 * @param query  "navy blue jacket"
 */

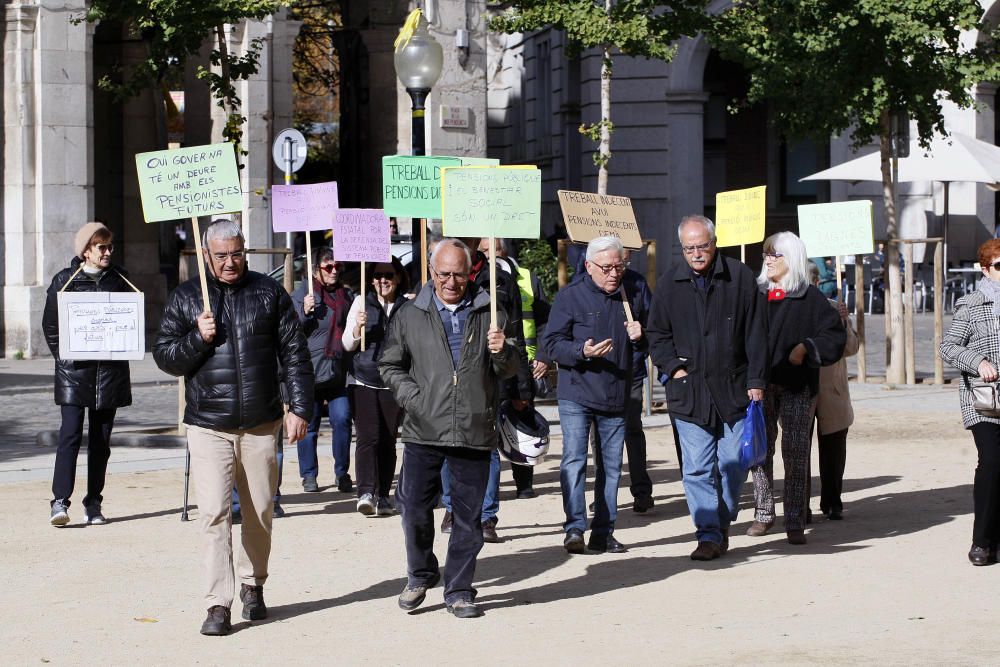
xmin=541 ymin=274 xmax=646 ymax=412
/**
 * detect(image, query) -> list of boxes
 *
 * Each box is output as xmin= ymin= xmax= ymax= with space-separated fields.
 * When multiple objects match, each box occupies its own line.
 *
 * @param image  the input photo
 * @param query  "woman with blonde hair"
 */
xmin=747 ymin=231 xmax=845 ymax=544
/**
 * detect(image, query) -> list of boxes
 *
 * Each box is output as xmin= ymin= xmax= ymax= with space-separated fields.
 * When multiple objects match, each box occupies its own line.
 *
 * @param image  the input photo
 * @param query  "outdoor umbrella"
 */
xmin=801 ymin=130 xmax=1000 ymax=275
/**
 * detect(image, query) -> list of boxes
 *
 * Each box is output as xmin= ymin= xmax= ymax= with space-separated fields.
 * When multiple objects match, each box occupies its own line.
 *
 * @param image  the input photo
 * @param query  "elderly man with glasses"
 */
xmin=154 ymin=219 xmax=313 ymax=636
xmin=541 ymin=235 xmax=645 ymax=555
xmin=645 ymin=215 xmax=769 ymax=561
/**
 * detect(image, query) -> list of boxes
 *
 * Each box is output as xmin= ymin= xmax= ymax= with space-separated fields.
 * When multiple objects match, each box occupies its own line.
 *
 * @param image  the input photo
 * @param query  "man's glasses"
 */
xmin=681 ymin=242 xmax=712 ymax=254
xmin=211 ymin=251 xmax=245 ymax=262
xmin=590 ymin=261 xmax=629 ymax=275
xmin=319 ymin=263 xmax=342 ymax=273
xmin=433 ymin=269 xmax=468 ymax=282
xmin=372 ymin=271 xmax=396 ymax=280
xmin=92 ymin=243 xmax=114 ymax=254
xmin=762 ymin=252 xmax=785 ymax=261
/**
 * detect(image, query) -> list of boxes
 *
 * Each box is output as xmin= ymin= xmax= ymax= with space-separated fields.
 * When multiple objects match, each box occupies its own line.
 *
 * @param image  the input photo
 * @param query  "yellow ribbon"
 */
xmin=394 ymin=9 xmax=422 ymax=52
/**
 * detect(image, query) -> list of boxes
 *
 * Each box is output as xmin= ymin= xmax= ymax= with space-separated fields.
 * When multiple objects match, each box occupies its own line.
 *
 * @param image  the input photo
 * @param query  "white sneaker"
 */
xmin=357 ymin=493 xmax=376 ymax=516
xmin=50 ymin=500 xmax=70 ymax=527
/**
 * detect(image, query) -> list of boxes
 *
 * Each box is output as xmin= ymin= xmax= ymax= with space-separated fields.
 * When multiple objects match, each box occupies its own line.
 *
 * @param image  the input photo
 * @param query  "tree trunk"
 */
xmin=879 ymin=111 xmax=905 ymax=384
xmin=598 ymin=46 xmax=611 ymax=195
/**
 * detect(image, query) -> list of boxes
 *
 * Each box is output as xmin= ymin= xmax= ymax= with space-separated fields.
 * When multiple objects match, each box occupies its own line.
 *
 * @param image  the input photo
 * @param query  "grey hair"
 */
xmin=585 ymin=235 xmax=625 ymax=261
xmin=430 ymin=237 xmax=472 ymax=271
xmin=203 ymin=218 xmax=244 ymax=247
xmin=677 ymin=215 xmax=716 ymax=242
xmin=758 ymin=231 xmax=810 ymax=292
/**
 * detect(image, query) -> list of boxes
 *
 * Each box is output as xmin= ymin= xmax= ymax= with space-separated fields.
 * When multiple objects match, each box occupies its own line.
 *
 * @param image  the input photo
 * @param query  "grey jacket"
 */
xmin=378 ymin=281 xmax=519 ymax=450
xmin=940 ymin=289 xmax=1000 ymax=428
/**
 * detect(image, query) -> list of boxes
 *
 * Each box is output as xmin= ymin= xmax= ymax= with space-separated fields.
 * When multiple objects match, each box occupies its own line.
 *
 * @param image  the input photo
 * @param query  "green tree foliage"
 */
xmin=490 ymin=0 xmax=708 ymax=193
xmin=517 ymin=238 xmax=561 ymax=297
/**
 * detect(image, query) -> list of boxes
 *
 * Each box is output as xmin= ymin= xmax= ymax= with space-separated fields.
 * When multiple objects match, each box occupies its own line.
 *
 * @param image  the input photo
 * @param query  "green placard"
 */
xmin=460 ymin=157 xmax=500 ymax=167
xmin=135 ymin=143 xmax=243 ymax=222
xmin=442 ymin=167 xmax=541 ymax=239
xmin=382 ymin=155 xmax=461 ymax=219
xmin=797 ymin=200 xmax=875 ymax=257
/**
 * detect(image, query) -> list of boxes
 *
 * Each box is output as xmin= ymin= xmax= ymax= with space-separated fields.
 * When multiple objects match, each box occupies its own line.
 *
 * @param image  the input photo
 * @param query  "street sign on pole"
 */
xmin=272 ymin=128 xmax=307 ymax=174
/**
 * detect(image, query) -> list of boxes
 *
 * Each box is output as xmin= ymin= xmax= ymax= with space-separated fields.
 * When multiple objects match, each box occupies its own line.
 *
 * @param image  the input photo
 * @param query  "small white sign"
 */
xmin=58 ymin=291 xmax=146 ymax=361
xmin=440 ymin=106 xmax=470 ymax=129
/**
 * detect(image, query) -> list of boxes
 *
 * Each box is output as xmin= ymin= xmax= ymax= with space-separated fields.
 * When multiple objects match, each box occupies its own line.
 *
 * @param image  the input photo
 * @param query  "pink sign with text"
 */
xmin=333 ymin=209 xmax=392 ymax=263
xmin=271 ymin=182 xmax=339 ymax=232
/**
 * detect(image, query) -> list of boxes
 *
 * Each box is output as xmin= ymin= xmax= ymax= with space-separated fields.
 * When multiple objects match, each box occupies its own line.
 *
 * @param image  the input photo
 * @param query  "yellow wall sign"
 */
xmin=715 ymin=185 xmax=766 ymax=247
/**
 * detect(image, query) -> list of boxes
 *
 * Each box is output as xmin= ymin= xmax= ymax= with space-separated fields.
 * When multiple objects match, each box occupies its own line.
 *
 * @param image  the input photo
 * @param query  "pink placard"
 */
xmin=333 ymin=209 xmax=392 ymax=263
xmin=271 ymin=182 xmax=339 ymax=232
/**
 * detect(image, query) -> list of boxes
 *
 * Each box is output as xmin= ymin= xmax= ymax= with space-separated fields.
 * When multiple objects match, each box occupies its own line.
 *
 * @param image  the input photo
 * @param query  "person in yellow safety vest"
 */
xmin=479 ymin=238 xmax=551 ymax=498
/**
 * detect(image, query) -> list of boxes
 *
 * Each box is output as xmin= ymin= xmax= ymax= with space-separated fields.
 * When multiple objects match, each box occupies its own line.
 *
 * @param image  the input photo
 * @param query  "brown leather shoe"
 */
xmin=690 ymin=541 xmax=722 ymax=561
xmin=786 ymin=529 xmax=807 ymax=545
xmin=482 ymin=517 xmax=500 ymax=543
xmin=440 ymin=511 xmax=453 ymax=534
xmin=746 ymin=521 xmax=774 ymax=537
xmin=200 ymin=605 xmax=232 ymax=636
xmin=239 ymin=583 xmax=267 ymax=620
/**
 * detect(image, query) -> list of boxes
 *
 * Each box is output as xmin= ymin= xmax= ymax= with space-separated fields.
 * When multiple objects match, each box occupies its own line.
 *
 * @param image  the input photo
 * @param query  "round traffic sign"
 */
xmin=272 ymin=128 xmax=307 ymax=173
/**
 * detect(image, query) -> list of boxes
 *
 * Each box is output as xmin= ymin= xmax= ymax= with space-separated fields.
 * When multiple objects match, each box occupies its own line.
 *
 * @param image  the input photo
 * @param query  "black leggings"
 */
xmin=969 ymin=423 xmax=1000 ymax=548
xmin=349 ymin=385 xmax=400 ymax=498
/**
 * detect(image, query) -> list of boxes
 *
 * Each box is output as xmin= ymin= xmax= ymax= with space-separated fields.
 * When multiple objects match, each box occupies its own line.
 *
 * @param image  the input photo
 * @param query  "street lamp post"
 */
xmin=394 ymin=14 xmax=443 ymax=284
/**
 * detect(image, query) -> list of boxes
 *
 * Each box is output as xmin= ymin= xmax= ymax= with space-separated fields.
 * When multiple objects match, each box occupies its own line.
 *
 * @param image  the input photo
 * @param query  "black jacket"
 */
xmin=290 ymin=280 xmax=355 ymax=390
xmin=378 ymin=282 xmax=519 ymax=450
xmin=153 ymin=270 xmax=314 ymax=429
xmin=349 ymin=291 xmax=409 ymax=388
xmin=763 ymin=284 xmax=846 ymax=395
xmin=42 ymin=258 xmax=133 ymax=410
xmin=647 ymin=255 xmax=769 ymax=426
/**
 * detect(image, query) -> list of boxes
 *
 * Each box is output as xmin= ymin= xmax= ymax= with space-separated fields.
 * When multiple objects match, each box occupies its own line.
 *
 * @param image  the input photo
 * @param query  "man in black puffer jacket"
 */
xmin=154 ymin=219 xmax=313 ymax=636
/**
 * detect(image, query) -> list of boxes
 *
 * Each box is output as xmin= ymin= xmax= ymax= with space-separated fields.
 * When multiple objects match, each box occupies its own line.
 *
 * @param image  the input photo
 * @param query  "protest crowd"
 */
xmin=43 ymin=211 xmax=1000 ymax=636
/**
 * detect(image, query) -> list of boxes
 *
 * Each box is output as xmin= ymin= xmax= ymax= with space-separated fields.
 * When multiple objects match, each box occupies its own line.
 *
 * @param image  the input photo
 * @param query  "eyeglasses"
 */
xmin=681 ymin=242 xmax=713 ymax=254
xmin=372 ymin=271 xmax=396 ymax=280
xmin=762 ymin=252 xmax=785 ymax=261
xmin=319 ymin=263 xmax=342 ymax=273
xmin=433 ymin=270 xmax=468 ymax=282
xmin=91 ymin=243 xmax=114 ymax=254
xmin=210 ymin=251 xmax=245 ymax=262
xmin=991 ymin=260 xmax=1000 ymax=271
xmin=590 ymin=261 xmax=629 ymax=275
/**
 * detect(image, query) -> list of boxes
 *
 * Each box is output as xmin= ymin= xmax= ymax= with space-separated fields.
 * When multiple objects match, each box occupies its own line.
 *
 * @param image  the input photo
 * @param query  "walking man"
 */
xmin=154 ymin=219 xmax=313 ymax=635
xmin=379 ymin=238 xmax=518 ymax=618
xmin=542 ymin=236 xmax=644 ymax=555
xmin=646 ymin=215 xmax=768 ymax=560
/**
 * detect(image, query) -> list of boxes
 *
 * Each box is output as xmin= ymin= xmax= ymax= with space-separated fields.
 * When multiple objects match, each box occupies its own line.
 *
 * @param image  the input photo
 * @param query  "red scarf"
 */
xmin=316 ymin=279 xmax=349 ymax=357
xmin=768 ymin=288 xmax=786 ymax=301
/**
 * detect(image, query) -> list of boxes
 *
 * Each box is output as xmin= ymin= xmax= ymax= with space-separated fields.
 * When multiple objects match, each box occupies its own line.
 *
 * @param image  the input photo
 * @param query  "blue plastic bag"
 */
xmin=738 ymin=400 xmax=767 ymax=471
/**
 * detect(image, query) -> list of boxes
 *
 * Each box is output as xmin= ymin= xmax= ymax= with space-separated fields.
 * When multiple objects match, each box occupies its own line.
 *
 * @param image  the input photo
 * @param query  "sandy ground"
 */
xmin=3 ymin=383 xmax=1000 ymax=665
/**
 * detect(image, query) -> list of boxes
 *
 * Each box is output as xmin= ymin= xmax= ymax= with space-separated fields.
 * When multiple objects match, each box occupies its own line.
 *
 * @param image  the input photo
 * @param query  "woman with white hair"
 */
xmin=747 ymin=231 xmax=845 ymax=545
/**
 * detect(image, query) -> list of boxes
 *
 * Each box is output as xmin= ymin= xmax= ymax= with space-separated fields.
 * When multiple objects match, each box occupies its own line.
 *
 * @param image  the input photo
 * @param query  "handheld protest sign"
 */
xmin=136 ymin=143 xmax=243 ymax=312
xmin=57 ymin=291 xmax=145 ymax=361
xmin=556 ymin=190 xmax=642 ymax=249
xmin=333 ymin=208 xmax=392 ymax=351
xmin=715 ymin=186 xmax=767 ymax=249
xmin=272 ymin=182 xmax=340 ymax=299
xmin=797 ymin=200 xmax=875 ymax=258
xmin=381 ymin=155 xmax=462 ymax=219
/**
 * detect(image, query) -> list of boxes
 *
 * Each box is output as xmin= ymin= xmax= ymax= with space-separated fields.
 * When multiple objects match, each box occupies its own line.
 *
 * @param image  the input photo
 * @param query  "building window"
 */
xmin=781 ymin=139 xmax=820 ymax=202
xmin=535 ymin=40 xmax=552 ymax=155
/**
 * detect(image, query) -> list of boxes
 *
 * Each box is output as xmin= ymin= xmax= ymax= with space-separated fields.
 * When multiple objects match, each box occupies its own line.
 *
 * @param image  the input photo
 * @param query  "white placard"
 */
xmin=57 ymin=292 xmax=145 ymax=360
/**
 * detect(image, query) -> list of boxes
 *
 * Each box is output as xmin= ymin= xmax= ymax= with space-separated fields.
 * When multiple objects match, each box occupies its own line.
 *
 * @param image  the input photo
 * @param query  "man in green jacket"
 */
xmin=379 ymin=238 xmax=518 ymax=619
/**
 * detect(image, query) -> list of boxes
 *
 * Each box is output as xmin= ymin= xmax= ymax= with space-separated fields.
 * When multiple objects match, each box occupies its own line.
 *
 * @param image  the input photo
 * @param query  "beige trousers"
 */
xmin=187 ymin=419 xmax=282 ymax=609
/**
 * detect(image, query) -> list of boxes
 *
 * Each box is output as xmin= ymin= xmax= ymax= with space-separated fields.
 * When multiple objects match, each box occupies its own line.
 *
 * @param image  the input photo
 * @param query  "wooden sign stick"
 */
xmin=190 ymin=217 xmax=211 ymax=312
xmin=741 ymin=244 xmax=746 ymax=264
xmin=360 ymin=263 xmax=366 ymax=351
xmin=488 ymin=236 xmax=498 ymax=328
xmin=620 ymin=283 xmax=634 ymax=324
xmin=835 ymin=255 xmax=844 ymax=304
xmin=305 ymin=233 xmax=314 ymax=298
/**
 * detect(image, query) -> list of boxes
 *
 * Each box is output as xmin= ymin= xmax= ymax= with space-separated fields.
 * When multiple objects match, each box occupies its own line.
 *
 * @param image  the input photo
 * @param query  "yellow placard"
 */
xmin=715 ymin=186 xmax=766 ymax=247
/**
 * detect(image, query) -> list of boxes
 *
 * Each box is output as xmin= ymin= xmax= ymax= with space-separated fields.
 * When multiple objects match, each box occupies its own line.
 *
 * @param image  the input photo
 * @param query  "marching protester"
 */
xmin=940 ymin=238 xmax=1000 ymax=566
xmin=341 ymin=256 xmax=409 ymax=516
xmin=154 ymin=219 xmax=313 ymax=636
xmin=379 ymin=238 xmax=518 ymax=618
xmin=647 ymin=215 xmax=768 ymax=560
xmin=542 ymin=236 xmax=644 ymax=555
xmin=42 ymin=222 xmax=134 ymax=527
xmin=809 ymin=261 xmax=860 ymax=521
xmin=291 ymin=247 xmax=355 ymax=493
xmin=749 ymin=232 xmax=845 ymax=545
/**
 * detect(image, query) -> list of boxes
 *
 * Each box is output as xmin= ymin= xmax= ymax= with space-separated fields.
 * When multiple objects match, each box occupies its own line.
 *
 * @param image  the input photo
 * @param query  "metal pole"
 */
xmin=855 ymin=255 xmax=866 ymax=383
xmin=904 ymin=242 xmax=915 ymax=384
xmin=934 ymin=240 xmax=944 ymax=384
xmin=284 ymin=137 xmax=294 ymax=267
xmin=407 ymin=87 xmax=430 ymax=286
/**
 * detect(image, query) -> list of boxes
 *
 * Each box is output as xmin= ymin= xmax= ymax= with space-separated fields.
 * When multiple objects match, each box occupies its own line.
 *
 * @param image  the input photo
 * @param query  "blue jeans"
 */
xmin=298 ymin=391 xmax=352 ymax=480
xmin=558 ymin=400 xmax=625 ymax=537
xmin=441 ymin=448 xmax=501 ymax=522
xmin=673 ymin=416 xmax=746 ymax=544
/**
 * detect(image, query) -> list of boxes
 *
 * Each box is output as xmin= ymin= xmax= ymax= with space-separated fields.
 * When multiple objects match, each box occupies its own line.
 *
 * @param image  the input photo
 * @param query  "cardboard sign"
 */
xmin=382 ymin=155 xmax=462 ymax=219
xmin=271 ymin=182 xmax=339 ymax=232
xmin=715 ymin=185 xmax=767 ymax=247
xmin=797 ymin=200 xmax=875 ymax=257
xmin=460 ymin=157 xmax=500 ymax=167
xmin=441 ymin=167 xmax=541 ymax=239
xmin=332 ymin=209 xmax=392 ymax=263
xmin=57 ymin=292 xmax=145 ymax=361
xmin=135 ymin=143 xmax=243 ymax=222
xmin=556 ymin=190 xmax=643 ymax=249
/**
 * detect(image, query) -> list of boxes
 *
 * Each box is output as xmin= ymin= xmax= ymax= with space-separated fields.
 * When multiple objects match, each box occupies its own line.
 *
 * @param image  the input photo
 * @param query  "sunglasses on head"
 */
xmin=991 ymin=261 xmax=1000 ymax=271
xmin=320 ymin=263 xmax=342 ymax=273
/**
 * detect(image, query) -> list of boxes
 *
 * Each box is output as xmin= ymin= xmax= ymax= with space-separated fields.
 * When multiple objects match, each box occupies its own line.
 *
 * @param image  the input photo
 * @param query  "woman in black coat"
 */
xmin=747 ymin=232 xmax=845 ymax=545
xmin=41 ymin=222 xmax=133 ymax=527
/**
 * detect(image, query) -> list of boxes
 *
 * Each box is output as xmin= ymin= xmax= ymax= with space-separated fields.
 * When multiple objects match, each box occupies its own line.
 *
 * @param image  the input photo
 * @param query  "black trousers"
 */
xmin=349 ymin=385 xmax=400 ymax=498
xmin=396 ymin=443 xmax=491 ymax=604
xmin=970 ymin=423 xmax=1000 ymax=548
xmin=52 ymin=405 xmax=116 ymax=508
xmin=511 ymin=461 xmax=534 ymax=492
xmin=818 ymin=428 xmax=848 ymax=514
xmin=596 ymin=377 xmax=652 ymax=499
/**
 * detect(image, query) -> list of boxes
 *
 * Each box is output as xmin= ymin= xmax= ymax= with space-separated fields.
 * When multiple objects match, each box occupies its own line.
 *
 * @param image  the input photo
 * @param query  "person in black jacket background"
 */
xmin=748 ymin=231 xmax=845 ymax=545
xmin=646 ymin=215 xmax=768 ymax=561
xmin=42 ymin=222 xmax=133 ymax=527
xmin=154 ymin=219 xmax=313 ymax=636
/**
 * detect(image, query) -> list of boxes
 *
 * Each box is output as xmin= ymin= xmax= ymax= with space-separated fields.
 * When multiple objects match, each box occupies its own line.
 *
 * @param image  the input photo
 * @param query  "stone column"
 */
xmin=664 ymin=90 xmax=709 ymax=263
